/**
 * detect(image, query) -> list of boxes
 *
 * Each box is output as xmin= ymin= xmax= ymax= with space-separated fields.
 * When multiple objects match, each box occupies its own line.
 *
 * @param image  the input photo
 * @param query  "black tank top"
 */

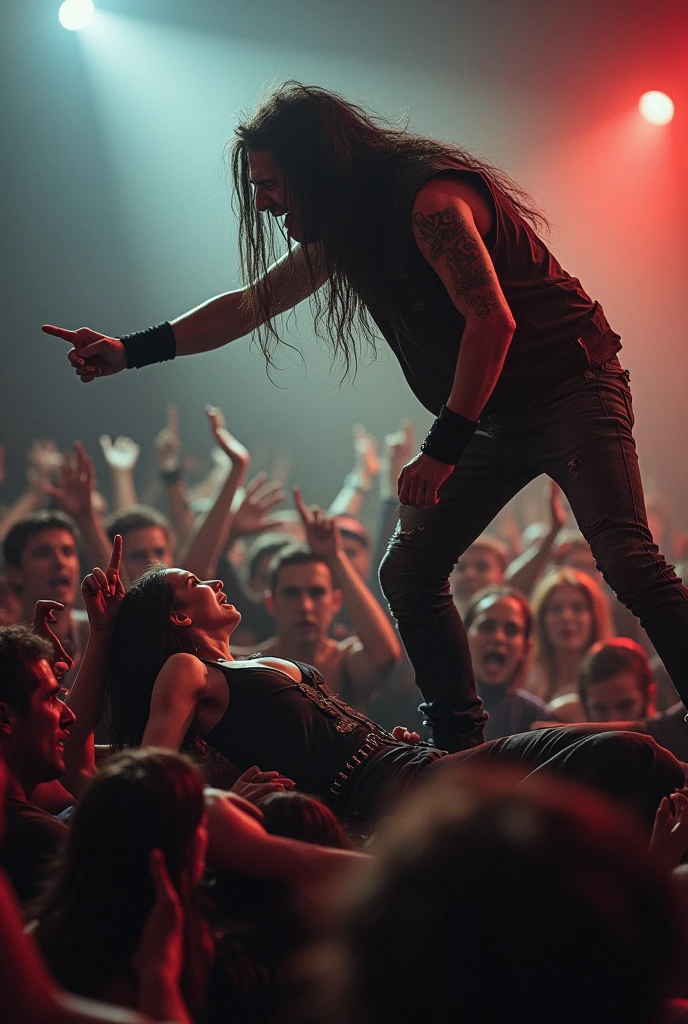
xmin=366 ymin=155 xmax=622 ymax=415
xmin=200 ymin=658 xmax=395 ymax=802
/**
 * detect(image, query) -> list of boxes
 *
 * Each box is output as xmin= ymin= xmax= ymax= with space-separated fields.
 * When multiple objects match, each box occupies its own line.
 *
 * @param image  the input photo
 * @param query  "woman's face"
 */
xmin=166 ymin=569 xmax=242 ymax=632
xmin=467 ymin=595 xmax=530 ymax=688
xmin=542 ymin=584 xmax=593 ymax=654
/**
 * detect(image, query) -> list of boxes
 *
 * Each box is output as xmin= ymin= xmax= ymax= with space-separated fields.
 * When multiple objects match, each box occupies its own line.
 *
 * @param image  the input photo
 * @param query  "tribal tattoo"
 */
xmin=413 ymin=207 xmax=500 ymax=318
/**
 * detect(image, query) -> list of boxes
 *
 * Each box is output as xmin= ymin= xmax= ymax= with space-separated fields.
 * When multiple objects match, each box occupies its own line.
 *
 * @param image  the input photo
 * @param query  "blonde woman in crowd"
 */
xmin=525 ymin=568 xmax=612 ymax=721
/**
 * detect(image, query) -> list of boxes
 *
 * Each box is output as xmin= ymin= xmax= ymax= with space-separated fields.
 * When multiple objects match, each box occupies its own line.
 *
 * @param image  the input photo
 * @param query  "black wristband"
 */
xmin=420 ymin=405 xmax=478 ymax=465
xmin=159 ymin=466 xmax=183 ymax=485
xmin=120 ymin=322 xmax=176 ymax=369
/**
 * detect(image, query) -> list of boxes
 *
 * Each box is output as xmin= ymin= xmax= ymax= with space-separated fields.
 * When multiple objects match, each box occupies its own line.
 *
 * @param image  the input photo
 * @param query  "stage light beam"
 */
xmin=638 ymin=91 xmax=675 ymax=126
xmin=58 ymin=0 xmax=95 ymax=32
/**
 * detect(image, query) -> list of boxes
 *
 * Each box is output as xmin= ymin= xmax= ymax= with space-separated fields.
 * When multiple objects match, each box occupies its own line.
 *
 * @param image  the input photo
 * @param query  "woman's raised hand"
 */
xmin=42 ymin=324 xmax=127 ymax=383
xmin=81 ymin=534 xmax=126 ymax=633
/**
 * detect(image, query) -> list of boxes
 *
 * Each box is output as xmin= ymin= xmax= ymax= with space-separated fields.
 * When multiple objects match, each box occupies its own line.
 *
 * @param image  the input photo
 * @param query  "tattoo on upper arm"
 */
xmin=413 ymin=207 xmax=500 ymax=318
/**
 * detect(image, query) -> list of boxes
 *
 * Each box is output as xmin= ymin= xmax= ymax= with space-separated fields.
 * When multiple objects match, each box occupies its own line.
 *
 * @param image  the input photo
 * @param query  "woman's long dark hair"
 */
xmin=103 ymin=566 xmax=195 ymax=749
xmin=34 ymin=750 xmax=211 ymax=1010
xmin=231 ymin=80 xmax=548 ymax=383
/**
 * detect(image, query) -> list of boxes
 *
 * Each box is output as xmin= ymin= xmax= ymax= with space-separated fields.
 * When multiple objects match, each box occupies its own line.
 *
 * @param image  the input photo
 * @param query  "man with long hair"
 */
xmin=44 ymin=82 xmax=688 ymax=752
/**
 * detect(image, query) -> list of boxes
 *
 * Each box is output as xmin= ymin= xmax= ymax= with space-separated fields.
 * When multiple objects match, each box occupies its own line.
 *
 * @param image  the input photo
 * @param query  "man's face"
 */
xmin=584 ymin=671 xmax=650 ymax=723
xmin=248 ymin=148 xmax=307 ymax=243
xmin=268 ymin=561 xmax=341 ymax=646
xmin=2 ymin=659 xmax=76 ymax=783
xmin=123 ymin=526 xmax=174 ymax=580
xmin=9 ymin=528 xmax=79 ymax=609
xmin=341 ymin=537 xmax=370 ymax=581
xmin=467 ymin=595 xmax=530 ymax=689
xmin=451 ymin=545 xmax=504 ymax=603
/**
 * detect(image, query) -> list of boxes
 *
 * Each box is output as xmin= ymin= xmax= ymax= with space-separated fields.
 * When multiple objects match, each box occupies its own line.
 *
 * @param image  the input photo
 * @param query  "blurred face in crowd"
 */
xmin=558 ymin=542 xmax=597 ymax=577
xmin=467 ymin=595 xmax=531 ymax=689
xmin=0 ymin=659 xmax=76 ymax=789
xmin=7 ymin=528 xmax=79 ymax=610
xmin=451 ymin=544 xmax=504 ymax=604
xmin=341 ymin=536 xmax=370 ymax=580
xmin=584 ymin=670 xmax=651 ymax=723
xmin=267 ymin=561 xmax=342 ymax=647
xmin=122 ymin=526 xmax=174 ymax=580
xmin=543 ymin=584 xmax=593 ymax=655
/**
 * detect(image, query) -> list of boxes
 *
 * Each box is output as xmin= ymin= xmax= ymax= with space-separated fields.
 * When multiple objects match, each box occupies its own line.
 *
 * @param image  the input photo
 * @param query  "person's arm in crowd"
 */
xmin=204 ymin=787 xmax=367 ymax=891
xmin=44 ymin=443 xmax=114 ymax=573
xmin=61 ymin=537 xmax=126 ymax=797
xmin=43 ymin=243 xmax=328 ymax=382
xmin=177 ymin=407 xmax=249 ymax=580
xmin=328 ymin=424 xmax=379 ymax=518
xmin=99 ymin=435 xmax=140 ymax=511
xmin=154 ymin=406 xmax=195 ymax=545
xmin=294 ymin=487 xmax=402 ymax=699
xmin=399 ymin=180 xmax=516 ymax=509
xmin=0 ymin=440 xmax=62 ymax=546
xmin=506 ymin=480 xmax=567 ymax=595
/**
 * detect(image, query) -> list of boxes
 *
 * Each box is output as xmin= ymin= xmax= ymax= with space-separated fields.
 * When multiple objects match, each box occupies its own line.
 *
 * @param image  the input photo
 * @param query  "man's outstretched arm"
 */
xmin=42 ymin=242 xmax=328 ymax=383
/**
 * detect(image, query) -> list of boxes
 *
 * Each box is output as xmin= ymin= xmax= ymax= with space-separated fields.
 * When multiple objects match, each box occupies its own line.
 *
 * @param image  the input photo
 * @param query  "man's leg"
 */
xmin=530 ymin=365 xmax=688 ymax=708
xmin=379 ymin=428 xmax=537 ymax=752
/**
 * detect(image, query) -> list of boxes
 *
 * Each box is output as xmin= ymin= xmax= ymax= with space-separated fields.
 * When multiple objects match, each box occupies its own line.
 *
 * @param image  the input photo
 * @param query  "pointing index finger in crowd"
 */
xmin=292 ymin=485 xmax=312 ymax=525
xmin=108 ymin=534 xmax=123 ymax=575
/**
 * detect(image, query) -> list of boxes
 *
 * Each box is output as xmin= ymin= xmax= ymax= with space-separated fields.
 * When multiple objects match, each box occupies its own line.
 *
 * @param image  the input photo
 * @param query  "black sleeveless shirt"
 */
xmin=199 ymin=658 xmax=395 ymax=804
xmin=366 ymin=155 xmax=622 ymax=415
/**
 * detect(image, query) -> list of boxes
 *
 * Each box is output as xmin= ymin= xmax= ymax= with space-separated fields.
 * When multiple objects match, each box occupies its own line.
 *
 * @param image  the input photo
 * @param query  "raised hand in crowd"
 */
xmin=178 ymin=406 xmax=250 ymax=580
xmin=44 ymin=442 xmax=113 ymax=570
xmin=154 ymin=405 xmax=195 ymax=542
xmin=26 ymin=439 xmax=63 ymax=494
xmin=294 ymin=485 xmax=341 ymax=561
xmin=381 ymin=418 xmax=414 ymax=499
xmin=329 ymin=423 xmax=379 ymax=517
xmin=229 ymin=472 xmax=285 ymax=540
xmin=42 ymin=325 xmax=127 ymax=383
xmin=649 ymin=787 xmax=688 ymax=872
xmin=81 ymin=534 xmax=126 ymax=634
xmin=155 ymin=405 xmax=182 ymax=474
xmin=32 ymin=600 xmax=73 ymax=678
xmin=99 ymin=434 xmax=140 ymax=510
xmin=131 ymin=849 xmax=192 ymax=1024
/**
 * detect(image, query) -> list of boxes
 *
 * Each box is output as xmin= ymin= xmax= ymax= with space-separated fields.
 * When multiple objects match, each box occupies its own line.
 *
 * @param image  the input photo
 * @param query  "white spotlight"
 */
xmin=58 ymin=0 xmax=95 ymax=31
xmin=638 ymin=91 xmax=675 ymax=126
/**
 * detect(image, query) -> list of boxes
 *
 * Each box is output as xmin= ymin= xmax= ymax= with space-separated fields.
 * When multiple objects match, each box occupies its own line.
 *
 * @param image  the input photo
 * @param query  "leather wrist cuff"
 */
xmin=420 ymin=405 xmax=478 ymax=465
xmin=120 ymin=322 xmax=176 ymax=369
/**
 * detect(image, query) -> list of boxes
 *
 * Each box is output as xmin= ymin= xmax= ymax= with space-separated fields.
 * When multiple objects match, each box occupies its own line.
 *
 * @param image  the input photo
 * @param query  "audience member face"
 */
xmin=268 ymin=561 xmax=341 ymax=647
xmin=1 ymin=659 xmax=76 ymax=784
xmin=166 ymin=569 xmax=241 ymax=633
xmin=248 ymin=553 xmax=277 ymax=597
xmin=7 ymin=528 xmax=79 ymax=611
xmin=467 ymin=595 xmax=530 ymax=688
xmin=558 ymin=543 xmax=597 ymax=576
xmin=584 ymin=671 xmax=649 ymax=722
xmin=543 ymin=584 xmax=593 ymax=655
xmin=122 ymin=526 xmax=174 ymax=579
xmin=451 ymin=545 xmax=504 ymax=604
xmin=341 ymin=536 xmax=370 ymax=580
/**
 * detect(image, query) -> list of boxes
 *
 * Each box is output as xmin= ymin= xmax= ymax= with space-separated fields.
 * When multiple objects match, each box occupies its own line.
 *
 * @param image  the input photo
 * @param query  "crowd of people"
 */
xmin=1 ymin=411 xmax=688 ymax=1022
xmin=3 ymin=80 xmax=688 ymax=1023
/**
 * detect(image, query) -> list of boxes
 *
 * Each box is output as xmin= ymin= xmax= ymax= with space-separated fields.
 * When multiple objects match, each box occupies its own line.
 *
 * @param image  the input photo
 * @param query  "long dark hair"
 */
xmin=231 ymin=80 xmax=547 ymax=383
xmin=103 ymin=566 xmax=195 ymax=749
xmin=34 ymin=749 xmax=211 ymax=1009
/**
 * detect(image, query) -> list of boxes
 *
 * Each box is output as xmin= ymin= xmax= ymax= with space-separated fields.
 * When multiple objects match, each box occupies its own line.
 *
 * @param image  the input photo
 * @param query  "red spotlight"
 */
xmin=638 ymin=91 xmax=675 ymax=126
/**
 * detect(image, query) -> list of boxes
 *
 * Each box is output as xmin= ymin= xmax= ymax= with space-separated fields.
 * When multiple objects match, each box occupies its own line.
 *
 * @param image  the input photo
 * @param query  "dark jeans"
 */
xmin=379 ymin=362 xmax=688 ymax=752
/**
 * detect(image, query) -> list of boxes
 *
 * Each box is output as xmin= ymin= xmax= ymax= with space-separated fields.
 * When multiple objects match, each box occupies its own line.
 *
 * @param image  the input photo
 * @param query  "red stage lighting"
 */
xmin=638 ymin=91 xmax=675 ymax=126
